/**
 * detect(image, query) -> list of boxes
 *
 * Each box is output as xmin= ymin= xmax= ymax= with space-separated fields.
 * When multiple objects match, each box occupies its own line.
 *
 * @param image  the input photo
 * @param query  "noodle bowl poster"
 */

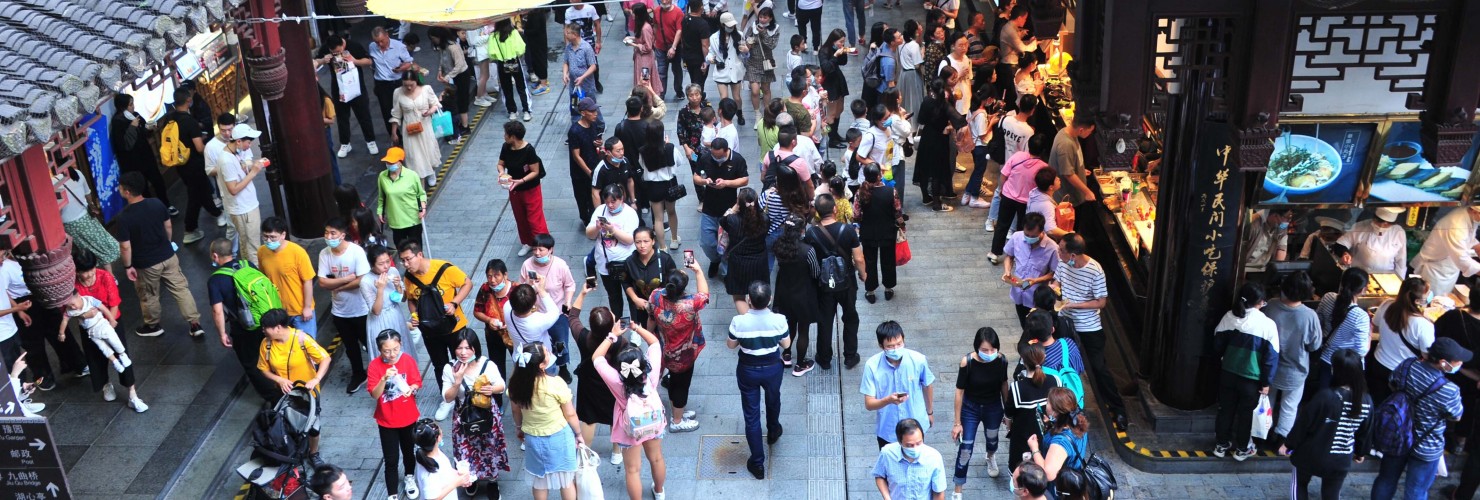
xmin=1257 ymin=122 xmax=1375 ymax=205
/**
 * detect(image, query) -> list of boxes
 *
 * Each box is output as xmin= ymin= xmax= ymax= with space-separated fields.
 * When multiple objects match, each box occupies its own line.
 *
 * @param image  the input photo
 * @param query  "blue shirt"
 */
xmin=565 ymin=40 xmax=599 ymax=96
xmin=1392 ymin=358 xmax=1463 ymax=461
xmin=1003 ymin=231 xmax=1060 ymax=308
xmin=729 ymin=309 xmax=789 ymax=364
xmin=871 ymin=443 xmax=948 ymax=500
xmin=860 ymin=348 xmax=936 ymax=442
xmin=875 ymin=47 xmax=897 ymax=93
xmin=368 ymin=38 xmax=415 ymax=81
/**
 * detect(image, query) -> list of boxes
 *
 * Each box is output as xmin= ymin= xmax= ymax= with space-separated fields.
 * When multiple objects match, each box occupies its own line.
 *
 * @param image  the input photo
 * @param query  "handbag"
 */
xmin=405 ymin=121 xmax=424 ymax=135
xmin=666 ymin=180 xmax=688 ymax=200
xmin=455 ymin=360 xmax=495 ymax=434
xmin=431 ymin=110 xmax=454 ymax=138
xmin=894 ymin=229 xmax=913 ymax=266
xmin=574 ymin=445 xmax=606 ymax=500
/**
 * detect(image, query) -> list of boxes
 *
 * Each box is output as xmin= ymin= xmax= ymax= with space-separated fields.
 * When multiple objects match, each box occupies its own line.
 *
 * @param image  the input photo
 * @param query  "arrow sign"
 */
xmin=47 ymin=482 xmax=60 ymax=496
xmin=30 ymin=438 xmax=46 ymax=451
xmin=0 ymin=416 xmax=71 ymax=499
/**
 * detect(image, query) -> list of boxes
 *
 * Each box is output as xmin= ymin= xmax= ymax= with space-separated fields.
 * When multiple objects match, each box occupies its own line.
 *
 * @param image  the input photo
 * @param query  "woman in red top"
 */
xmin=369 ymin=330 xmax=424 ymax=499
xmin=74 ymin=251 xmax=147 ymax=410
xmin=471 ymin=259 xmax=513 ymax=408
xmin=646 ymin=261 xmax=709 ymax=432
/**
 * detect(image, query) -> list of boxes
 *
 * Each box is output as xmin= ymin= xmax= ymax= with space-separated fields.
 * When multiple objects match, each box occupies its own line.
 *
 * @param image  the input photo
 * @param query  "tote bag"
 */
xmin=575 ymin=445 xmax=606 ymax=500
xmin=894 ymin=229 xmax=913 ymax=266
xmin=431 ymin=111 xmax=454 ymax=138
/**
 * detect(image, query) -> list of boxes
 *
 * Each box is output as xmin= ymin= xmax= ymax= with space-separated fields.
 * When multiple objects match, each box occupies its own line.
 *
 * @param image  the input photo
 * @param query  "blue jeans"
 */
xmin=550 ymin=313 xmax=572 ymax=370
xmin=291 ymin=314 xmax=319 ymax=337
xmin=954 ymin=397 xmax=1004 ymax=485
xmin=1372 ymin=453 xmax=1440 ymax=500
xmin=841 ymin=0 xmax=867 ymax=43
xmin=765 ymin=225 xmax=783 ymax=269
xmin=737 ymin=361 xmax=784 ymax=467
xmin=966 ymin=146 xmax=990 ymax=200
xmin=700 ymin=214 xmax=726 ymax=274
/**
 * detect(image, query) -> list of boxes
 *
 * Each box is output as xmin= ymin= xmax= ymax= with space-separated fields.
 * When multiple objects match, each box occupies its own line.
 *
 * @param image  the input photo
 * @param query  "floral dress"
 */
xmin=449 ymin=357 xmax=511 ymax=479
xmin=920 ymin=42 xmax=947 ymax=84
xmin=647 ymin=291 xmax=709 ymax=373
xmin=676 ymin=105 xmax=707 ymax=161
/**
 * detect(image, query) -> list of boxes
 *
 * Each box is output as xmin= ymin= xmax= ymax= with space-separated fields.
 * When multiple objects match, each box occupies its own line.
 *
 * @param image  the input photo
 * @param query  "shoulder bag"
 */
xmin=457 ymin=359 xmax=495 ymax=434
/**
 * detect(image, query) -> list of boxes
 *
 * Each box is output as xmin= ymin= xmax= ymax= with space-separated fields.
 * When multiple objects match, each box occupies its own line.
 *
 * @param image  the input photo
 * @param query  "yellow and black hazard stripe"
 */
xmin=1114 ymin=430 xmax=1280 ymax=459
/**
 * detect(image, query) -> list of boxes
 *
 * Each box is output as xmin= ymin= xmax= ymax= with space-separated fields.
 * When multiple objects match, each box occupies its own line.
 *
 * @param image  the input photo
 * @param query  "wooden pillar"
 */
xmin=3 ymin=145 xmax=74 ymax=309
xmin=1419 ymin=0 xmax=1480 ymax=167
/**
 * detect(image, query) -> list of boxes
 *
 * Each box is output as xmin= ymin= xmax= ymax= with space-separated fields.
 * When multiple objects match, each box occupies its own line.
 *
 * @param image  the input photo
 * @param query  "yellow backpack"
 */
xmin=159 ymin=118 xmax=190 ymax=167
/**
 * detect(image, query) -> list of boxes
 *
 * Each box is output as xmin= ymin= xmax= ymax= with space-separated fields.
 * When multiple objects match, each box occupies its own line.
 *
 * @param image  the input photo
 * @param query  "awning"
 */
xmin=364 ymin=0 xmax=556 ymax=30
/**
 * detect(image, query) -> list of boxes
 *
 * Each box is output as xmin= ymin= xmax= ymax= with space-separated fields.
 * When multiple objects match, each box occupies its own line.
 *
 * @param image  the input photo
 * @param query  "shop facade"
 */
xmin=1069 ymin=0 xmax=1480 ymax=411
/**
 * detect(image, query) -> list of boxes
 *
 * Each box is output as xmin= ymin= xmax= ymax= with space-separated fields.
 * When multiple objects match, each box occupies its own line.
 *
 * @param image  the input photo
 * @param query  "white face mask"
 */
xmin=123 ymin=110 xmax=138 ymax=120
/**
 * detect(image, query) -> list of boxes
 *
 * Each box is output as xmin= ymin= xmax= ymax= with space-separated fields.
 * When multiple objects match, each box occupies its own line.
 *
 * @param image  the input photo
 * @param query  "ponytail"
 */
xmin=1328 ymin=267 xmax=1368 ymax=335
xmin=411 ymin=419 xmax=440 ymax=472
xmin=1232 ymin=283 xmax=1264 ymax=318
xmin=1021 ymin=344 xmax=1046 ymax=387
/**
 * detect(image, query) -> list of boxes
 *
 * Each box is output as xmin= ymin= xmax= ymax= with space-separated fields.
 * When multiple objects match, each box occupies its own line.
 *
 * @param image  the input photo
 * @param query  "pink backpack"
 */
xmin=626 ymin=391 xmax=667 ymax=441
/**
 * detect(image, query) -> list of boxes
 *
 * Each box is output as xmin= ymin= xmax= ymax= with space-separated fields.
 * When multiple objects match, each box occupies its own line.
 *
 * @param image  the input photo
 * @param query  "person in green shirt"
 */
xmin=376 ymin=147 xmax=428 ymax=248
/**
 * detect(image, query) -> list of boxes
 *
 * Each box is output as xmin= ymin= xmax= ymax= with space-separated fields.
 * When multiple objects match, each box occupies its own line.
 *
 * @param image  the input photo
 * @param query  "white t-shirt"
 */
xmin=899 ymin=41 xmax=922 ymax=70
xmin=67 ymin=296 xmax=110 ymax=331
xmin=1373 ymin=300 xmax=1436 ymax=371
xmin=204 ymin=136 xmax=233 ymax=177
xmin=1 ymin=259 xmax=29 ymax=299
xmin=641 ymin=143 xmax=682 ymax=182
xmin=858 ymin=126 xmax=892 ymax=166
xmin=217 ymin=149 xmax=261 ymax=215
xmin=798 ymin=0 xmax=822 ymax=9
xmin=588 ymin=204 xmax=640 ymax=274
xmin=441 ymin=356 xmax=506 ymax=400
xmin=970 ymin=110 xmax=991 ymax=147
xmin=715 ymin=123 xmax=740 ymax=153
xmin=1001 ymin=114 xmax=1034 ymax=159
xmin=414 ymin=451 xmax=459 ymax=499
xmin=318 ymin=243 xmax=372 ymax=318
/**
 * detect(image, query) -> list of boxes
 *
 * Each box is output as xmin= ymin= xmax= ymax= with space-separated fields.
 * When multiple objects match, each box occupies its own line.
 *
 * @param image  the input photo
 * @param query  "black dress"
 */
xmin=912 ymin=96 xmax=952 ymax=187
xmin=569 ymin=307 xmax=615 ymax=426
xmin=820 ymin=50 xmax=850 ymax=99
xmin=721 ymin=214 xmax=771 ymax=295
xmin=773 ymin=245 xmax=821 ymax=323
xmin=855 ymin=186 xmax=899 ymax=247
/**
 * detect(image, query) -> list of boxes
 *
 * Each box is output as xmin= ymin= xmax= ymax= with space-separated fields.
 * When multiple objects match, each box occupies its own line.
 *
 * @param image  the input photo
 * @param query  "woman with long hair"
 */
xmin=593 ymin=323 xmax=670 ymax=500
xmin=772 ymin=215 xmax=822 ymax=374
xmin=707 ymin=13 xmax=749 ymax=119
xmin=720 ymin=187 xmax=772 ymax=312
xmin=1006 ymin=344 xmax=1059 ymax=473
xmin=368 ymin=330 xmax=423 ymax=499
xmin=333 ymin=183 xmax=363 ymax=238
xmin=853 ymin=163 xmax=901 ymax=303
xmin=1311 ymin=267 xmax=1372 ymax=396
xmin=508 ymin=343 xmax=583 ymax=499
xmin=951 ymin=327 xmax=1010 ymax=494
xmin=1212 ymin=283 xmax=1279 ymax=461
xmin=109 ymin=94 xmax=174 ymax=211
xmin=412 ymin=419 xmax=475 ymax=499
xmin=350 ymin=206 xmax=388 ymax=249
xmin=742 ymin=7 xmax=780 ymax=125
xmin=760 ymin=161 xmax=814 ymax=262
xmin=918 ymin=24 xmax=948 ymax=106
xmin=488 ymin=19 xmax=533 ymax=121
xmin=627 ymin=4 xmax=666 ymax=97
xmin=914 ymin=76 xmax=956 ymax=211
xmin=1026 ymin=388 xmax=1091 ymax=499
xmin=389 ymin=71 xmax=444 ymax=186
xmin=426 ymin=27 xmax=471 ymax=144
xmin=1284 ymin=348 xmax=1371 ymax=500
xmin=569 ymin=279 xmax=624 ymax=465
xmin=439 ymin=329 xmax=510 ymax=498
xmin=819 ymin=29 xmax=852 ymax=147
xmin=639 ymin=121 xmax=682 ymax=251
xmin=361 ymin=246 xmax=411 ymax=358
xmin=648 ymin=264 xmax=709 ymax=432
xmin=1369 ymin=276 xmax=1434 ymax=403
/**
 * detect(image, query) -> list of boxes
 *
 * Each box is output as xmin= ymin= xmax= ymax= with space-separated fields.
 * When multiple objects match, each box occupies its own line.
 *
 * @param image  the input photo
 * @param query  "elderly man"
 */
xmin=562 ymin=23 xmax=600 ymax=111
xmin=1413 ymin=206 xmax=1480 ymax=296
xmin=1337 ymin=206 xmax=1408 ymax=277
xmin=368 ymin=26 xmax=416 ymax=142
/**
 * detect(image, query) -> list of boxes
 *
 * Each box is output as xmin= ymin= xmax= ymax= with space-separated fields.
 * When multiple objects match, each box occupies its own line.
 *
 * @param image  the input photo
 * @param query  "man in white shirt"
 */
xmin=199 ymin=113 xmax=237 ymax=237
xmin=317 ymin=218 xmax=372 ymax=393
xmin=1412 ymin=206 xmax=1480 ymax=296
xmin=998 ymin=5 xmax=1038 ymax=66
xmin=217 ymin=124 xmax=266 ymax=266
xmin=1337 ymin=207 xmax=1409 ymax=277
xmin=987 ymin=96 xmax=1037 ymax=230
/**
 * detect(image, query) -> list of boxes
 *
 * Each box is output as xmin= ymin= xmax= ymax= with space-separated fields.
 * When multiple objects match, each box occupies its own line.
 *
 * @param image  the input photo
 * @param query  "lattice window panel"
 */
xmin=1289 ymin=15 xmax=1433 ymax=96
xmin=1148 ymin=17 xmax=1236 ymax=122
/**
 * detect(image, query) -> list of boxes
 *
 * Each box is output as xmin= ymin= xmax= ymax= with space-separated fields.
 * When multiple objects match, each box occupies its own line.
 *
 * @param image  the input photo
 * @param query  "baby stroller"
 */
xmin=237 ymin=384 xmax=318 ymax=499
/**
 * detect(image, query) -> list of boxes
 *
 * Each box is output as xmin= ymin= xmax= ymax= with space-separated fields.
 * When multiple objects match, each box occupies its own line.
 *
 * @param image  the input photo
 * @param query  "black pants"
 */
xmin=862 ymin=86 xmax=879 ymax=112
xmin=179 ymin=163 xmax=222 ymax=232
xmin=232 ymin=327 xmax=279 ymax=400
xmin=331 ymin=315 xmax=368 ymax=382
xmin=524 ymin=11 xmax=549 ymax=81
xmin=1367 ymin=359 xmax=1395 ymax=405
xmin=452 ymin=70 xmax=475 ymax=119
xmin=892 ymin=161 xmax=908 ymax=214
xmin=601 ymin=273 xmax=627 ymax=319
xmin=796 ymin=8 xmax=823 ymax=50
xmin=119 ymin=161 xmax=173 ymax=209
xmin=80 ymin=323 xmax=135 ymax=392
xmin=862 ymin=242 xmax=897 ymax=292
xmin=1214 ymin=372 xmax=1262 ymax=449
xmin=1078 ymin=330 xmax=1127 ymax=414
xmin=17 ymin=304 xmax=82 ymax=382
xmin=1456 ymin=432 xmax=1480 ymax=499
xmin=378 ymin=423 xmax=417 ymax=494
xmin=572 ymin=171 xmax=596 ymax=229
xmin=669 ymin=368 xmax=695 ymax=408
xmin=483 ymin=327 xmax=512 ymax=408
xmin=684 ymin=58 xmax=708 ymax=93
xmin=374 ymin=79 xmax=402 ymax=141
xmin=816 ymin=287 xmax=860 ymax=364
xmin=391 ymin=224 xmax=425 ymax=249
xmin=786 ymin=319 xmax=815 ymax=362
xmin=991 ymin=196 xmax=1028 ymax=256
xmin=497 ymin=60 xmax=531 ymax=113
xmin=1014 ymin=304 xmax=1033 ymax=331
xmin=334 ymin=95 xmax=377 ymax=144
xmin=423 ymin=331 xmax=456 ymax=391
xmin=0 ymin=335 xmax=20 ymax=376
xmin=1293 ymin=467 xmax=1346 ymax=500
xmin=661 ymin=52 xmax=685 ymax=98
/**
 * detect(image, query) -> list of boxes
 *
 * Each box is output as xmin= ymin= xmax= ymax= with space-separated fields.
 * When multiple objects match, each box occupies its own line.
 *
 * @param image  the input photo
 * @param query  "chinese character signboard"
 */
xmin=0 ymin=379 xmax=71 ymax=499
xmin=1181 ymin=120 xmax=1244 ymax=341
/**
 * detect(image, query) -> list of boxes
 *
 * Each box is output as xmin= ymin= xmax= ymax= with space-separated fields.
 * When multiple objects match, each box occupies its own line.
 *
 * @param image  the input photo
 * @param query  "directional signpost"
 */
xmin=0 ymin=378 xmax=72 ymax=499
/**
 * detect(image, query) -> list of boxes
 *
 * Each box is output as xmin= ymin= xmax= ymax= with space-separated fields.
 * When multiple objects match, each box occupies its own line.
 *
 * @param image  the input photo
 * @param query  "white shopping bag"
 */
xmin=575 ymin=444 xmax=605 ymax=500
xmin=336 ymin=65 xmax=362 ymax=102
xmin=1251 ymin=394 xmax=1274 ymax=440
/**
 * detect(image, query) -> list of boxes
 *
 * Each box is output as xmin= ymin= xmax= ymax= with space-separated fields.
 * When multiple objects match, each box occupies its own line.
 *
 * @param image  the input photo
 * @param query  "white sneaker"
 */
xmin=129 ymin=397 xmax=149 ymax=413
xmin=950 ymin=492 xmax=962 ymax=500
xmin=985 ymin=219 xmax=996 ymax=232
xmin=102 ymin=383 xmax=117 ymax=402
xmin=986 ymin=453 xmax=1000 ymax=477
xmin=668 ymin=418 xmax=699 ymax=432
xmin=182 ymin=230 xmax=206 ymax=245
xmin=387 ymin=495 xmax=398 ymax=500
xmin=23 ymin=401 xmax=45 ymax=413
xmin=960 ymin=194 xmax=971 ymax=206
xmin=522 ymin=111 xmax=533 ymax=122
xmin=518 ymin=244 xmax=532 ymax=257
xmin=611 ymin=451 xmax=623 ymax=466
xmin=968 ymin=198 xmax=990 ymax=209
xmin=367 ymin=141 xmax=380 ymax=156
xmin=217 ymin=213 xmax=230 ymax=227
xmin=435 ymin=400 xmax=455 ymax=421
xmin=521 ymin=442 xmax=526 ymax=451
xmin=653 ymin=484 xmax=665 ymax=500
xmin=403 ymin=474 xmax=418 ymax=497
xmin=474 ymin=96 xmax=493 ymax=107
xmin=509 ymin=112 xmax=519 ymax=122
xmin=337 ymin=144 xmax=352 ymax=158
xmin=605 ymin=14 xmax=614 ymax=21
xmin=683 ymin=410 xmax=696 ymax=419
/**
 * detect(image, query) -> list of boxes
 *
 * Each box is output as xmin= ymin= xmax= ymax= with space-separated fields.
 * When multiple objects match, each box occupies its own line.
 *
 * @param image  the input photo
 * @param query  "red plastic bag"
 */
xmin=1055 ymin=202 xmax=1077 ymax=232
xmin=895 ymin=230 xmax=912 ymax=266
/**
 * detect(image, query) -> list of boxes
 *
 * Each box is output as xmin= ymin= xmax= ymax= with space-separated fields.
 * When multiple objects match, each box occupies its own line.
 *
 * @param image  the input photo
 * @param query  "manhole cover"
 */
xmin=697 ymin=435 xmax=764 ymax=479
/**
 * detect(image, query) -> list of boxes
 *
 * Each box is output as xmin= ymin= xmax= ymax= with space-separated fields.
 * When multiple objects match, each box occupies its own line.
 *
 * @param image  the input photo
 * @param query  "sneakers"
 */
xmin=22 ymin=401 xmax=45 ymax=414
xmin=518 ymin=244 xmax=533 ymax=257
xmin=308 ymin=453 xmax=326 ymax=469
xmin=337 ymin=144 xmax=352 ymax=158
xmin=653 ymin=484 xmax=665 ymax=500
xmin=217 ymin=213 xmax=230 ymax=227
xmin=1232 ymin=446 xmax=1256 ymax=462
xmin=435 ymin=400 xmax=455 ymax=421
xmin=136 ymin=323 xmax=164 ymax=337
xmin=129 ymin=397 xmax=150 ymax=413
xmin=509 ymin=112 xmax=519 ymax=122
xmin=986 ymin=453 xmax=1000 ymax=477
xmin=182 ymin=230 xmax=206 ymax=245
xmin=611 ymin=451 xmax=623 ymax=466
xmin=683 ymin=410 xmax=696 ymax=419
xmin=522 ymin=111 xmax=533 ymax=122
xmin=605 ymin=13 xmax=613 ymax=21
xmin=781 ymin=11 xmax=794 ymax=18
xmin=449 ymin=134 xmax=466 ymax=146
xmin=968 ymin=198 xmax=990 ymax=209
xmin=346 ymin=375 xmax=367 ymax=395
xmin=668 ymin=238 xmax=681 ymax=251
xmin=955 ymin=164 xmax=968 ymax=173
xmin=987 ymin=253 xmax=1001 ymax=265
xmin=792 ymin=359 xmax=815 ymax=377
xmin=367 ymin=141 xmax=380 ymax=156
xmin=167 ymin=206 xmax=180 ymax=217
xmin=960 ymin=194 xmax=973 ymax=206
xmin=668 ymin=418 xmax=699 ymax=432
xmin=781 ymin=351 xmax=793 ymax=367
xmin=844 ymin=354 xmax=861 ymax=369
xmin=475 ymin=96 xmax=495 ymax=107
xmin=985 ymin=219 xmax=996 ymax=232
xmin=102 ymin=383 xmax=117 ymax=402
xmin=189 ymin=322 xmax=206 ymax=338
xmin=932 ymin=204 xmax=955 ymax=212
xmin=1212 ymin=442 xmax=1231 ymax=458
xmin=403 ymin=475 xmax=418 ymax=498
xmin=950 ymin=492 xmax=962 ymax=500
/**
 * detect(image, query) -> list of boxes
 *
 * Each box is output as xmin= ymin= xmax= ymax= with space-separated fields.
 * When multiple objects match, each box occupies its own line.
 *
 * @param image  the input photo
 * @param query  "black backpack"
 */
xmin=764 ymin=152 xmax=800 ymax=191
xmin=811 ymin=224 xmax=851 ymax=293
xmin=986 ymin=113 xmax=1008 ymax=164
xmin=863 ymin=50 xmax=885 ymax=90
xmin=251 ymin=385 xmax=317 ymax=466
xmin=407 ymin=263 xmax=455 ymax=337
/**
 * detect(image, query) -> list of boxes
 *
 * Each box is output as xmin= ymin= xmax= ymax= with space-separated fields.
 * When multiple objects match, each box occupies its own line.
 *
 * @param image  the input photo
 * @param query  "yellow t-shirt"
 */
xmin=521 ymin=376 xmax=573 ymax=437
xmin=258 ymin=241 xmax=316 ymax=316
xmin=406 ymin=259 xmax=469 ymax=332
xmin=258 ymin=329 xmax=329 ymax=389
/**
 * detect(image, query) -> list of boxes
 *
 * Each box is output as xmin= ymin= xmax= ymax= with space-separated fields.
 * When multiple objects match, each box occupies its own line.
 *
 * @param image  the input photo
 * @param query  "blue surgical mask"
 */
xmin=325 ymin=238 xmax=342 ymax=249
xmin=1425 ymin=290 xmax=1435 ymax=305
xmin=387 ymin=163 xmax=401 ymax=173
xmin=884 ymin=348 xmax=903 ymax=361
xmin=535 ymin=255 xmax=551 ymax=265
xmin=901 ymin=446 xmax=920 ymax=459
xmin=265 ymin=240 xmax=283 ymax=252
xmin=389 ymin=290 xmax=404 ymax=303
xmin=1024 ymin=235 xmax=1042 ymax=245
xmin=492 ymin=281 xmax=508 ymax=292
xmin=1277 ymin=221 xmax=1289 ymax=231
xmin=1447 ymin=362 xmax=1463 ymax=374
xmin=610 ymin=204 xmax=624 ymax=214
xmin=978 ymin=350 xmax=998 ymax=363
xmin=884 ymin=117 xmax=895 ymax=128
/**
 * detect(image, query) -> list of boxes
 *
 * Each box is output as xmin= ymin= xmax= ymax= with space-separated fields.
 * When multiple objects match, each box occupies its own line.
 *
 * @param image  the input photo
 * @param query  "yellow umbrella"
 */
xmin=364 ymin=0 xmax=555 ymax=30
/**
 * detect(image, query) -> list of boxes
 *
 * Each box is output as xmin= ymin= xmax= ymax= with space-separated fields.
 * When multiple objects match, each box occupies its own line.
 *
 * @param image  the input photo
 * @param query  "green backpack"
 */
xmin=1041 ymin=343 xmax=1086 ymax=409
xmin=213 ymin=262 xmax=282 ymax=330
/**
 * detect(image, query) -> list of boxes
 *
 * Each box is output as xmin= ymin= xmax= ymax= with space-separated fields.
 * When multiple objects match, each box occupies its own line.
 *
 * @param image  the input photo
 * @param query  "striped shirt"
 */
xmin=729 ymin=309 xmax=789 ymax=363
xmin=1329 ymin=398 xmax=1370 ymax=456
xmin=1315 ymin=293 xmax=1372 ymax=365
xmin=1392 ymin=358 xmax=1463 ymax=461
xmin=1058 ymin=257 xmax=1109 ymax=332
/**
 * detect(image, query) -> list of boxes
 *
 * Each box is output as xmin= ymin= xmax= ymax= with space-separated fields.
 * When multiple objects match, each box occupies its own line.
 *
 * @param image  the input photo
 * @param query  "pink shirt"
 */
xmin=594 ymin=342 xmax=665 ymax=446
xmin=520 ymin=256 xmax=576 ymax=308
xmin=1000 ymin=151 xmax=1048 ymax=203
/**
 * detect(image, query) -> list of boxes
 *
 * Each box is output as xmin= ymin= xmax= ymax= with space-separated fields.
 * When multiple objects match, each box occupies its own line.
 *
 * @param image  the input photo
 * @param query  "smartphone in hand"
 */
xmin=619 ymin=317 xmax=631 ymax=331
xmin=527 ymin=270 xmax=538 ymax=280
xmin=684 ymin=250 xmax=696 ymax=266
xmin=585 ymin=276 xmax=598 ymax=289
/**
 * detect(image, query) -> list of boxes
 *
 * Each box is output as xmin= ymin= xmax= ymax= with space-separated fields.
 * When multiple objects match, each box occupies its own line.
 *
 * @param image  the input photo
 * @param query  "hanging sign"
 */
xmin=83 ymin=113 xmax=125 ymax=223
